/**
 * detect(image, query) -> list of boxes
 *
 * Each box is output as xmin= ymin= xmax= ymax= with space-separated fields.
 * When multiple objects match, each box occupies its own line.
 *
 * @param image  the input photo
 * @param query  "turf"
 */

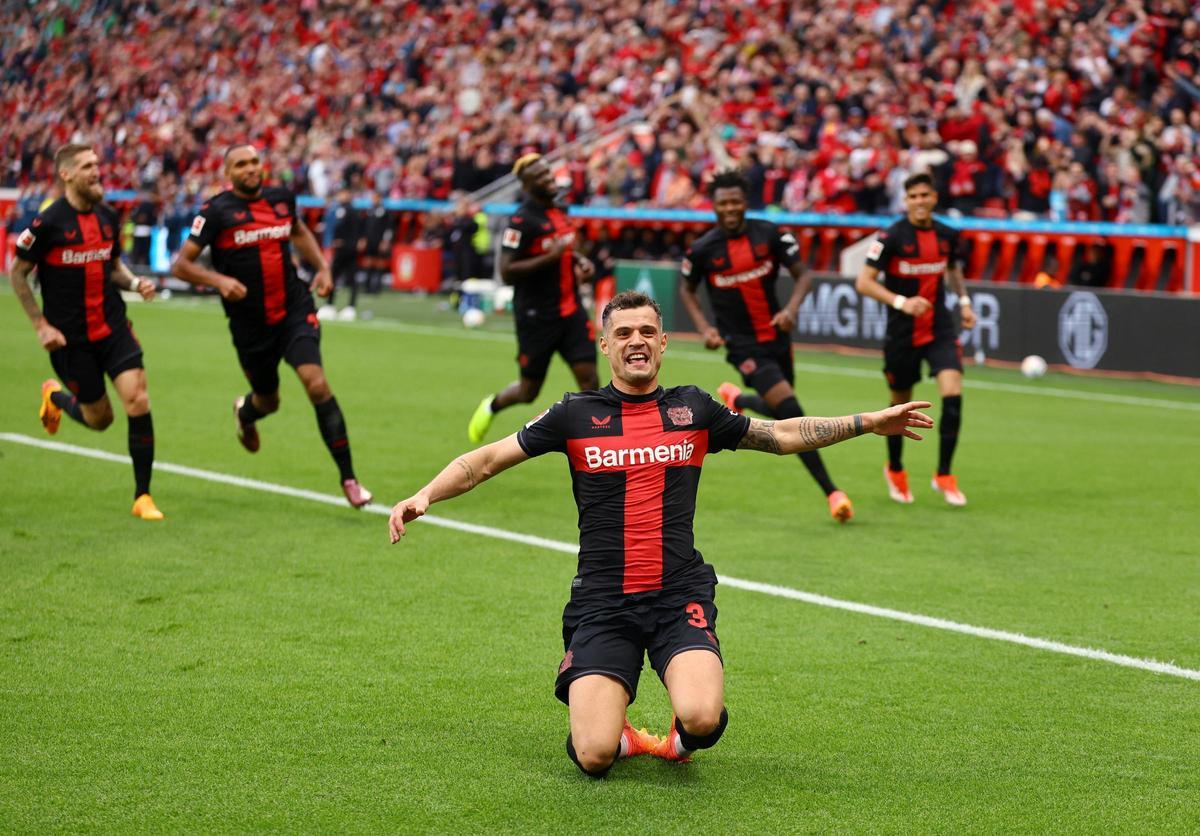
xmin=1 ymin=289 xmax=1198 ymax=833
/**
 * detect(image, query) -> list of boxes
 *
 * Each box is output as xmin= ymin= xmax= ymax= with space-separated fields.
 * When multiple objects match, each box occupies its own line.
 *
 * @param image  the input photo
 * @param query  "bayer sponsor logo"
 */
xmin=1057 ymin=291 xmax=1108 ymax=369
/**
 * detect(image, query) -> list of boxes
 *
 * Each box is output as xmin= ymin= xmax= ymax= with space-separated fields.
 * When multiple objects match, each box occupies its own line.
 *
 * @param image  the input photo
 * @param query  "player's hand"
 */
xmin=702 ymin=327 xmax=725 ymax=350
xmin=960 ymin=304 xmax=977 ymax=330
xmin=311 ymin=267 xmax=333 ymax=298
xmin=867 ymin=401 xmax=934 ymax=440
xmin=770 ymin=309 xmax=797 ymax=332
xmin=902 ymin=296 xmax=933 ymax=317
xmin=218 ymin=275 xmax=247 ymax=301
xmin=389 ymin=494 xmax=430 ymax=543
xmin=546 ymin=239 xmax=568 ymax=260
xmin=135 ymin=277 xmax=156 ymax=301
xmin=36 ymin=319 xmax=66 ymax=352
xmin=574 ymin=255 xmax=595 ymax=281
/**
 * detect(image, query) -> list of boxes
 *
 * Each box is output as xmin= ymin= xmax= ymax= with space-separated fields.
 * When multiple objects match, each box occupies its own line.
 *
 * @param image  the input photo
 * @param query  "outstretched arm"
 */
xmin=737 ymin=401 xmax=934 ymax=455
xmin=389 ymin=434 xmax=531 ymax=543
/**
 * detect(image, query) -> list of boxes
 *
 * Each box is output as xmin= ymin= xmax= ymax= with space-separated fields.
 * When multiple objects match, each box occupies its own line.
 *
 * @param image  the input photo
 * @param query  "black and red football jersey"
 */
xmin=14 ymin=199 xmax=126 ymax=344
xmin=517 ymin=384 xmax=750 ymax=600
xmin=500 ymin=197 xmax=581 ymax=321
xmin=187 ymin=186 xmax=312 ymax=326
xmin=681 ymin=219 xmax=802 ymax=347
xmin=863 ymin=218 xmax=962 ymax=348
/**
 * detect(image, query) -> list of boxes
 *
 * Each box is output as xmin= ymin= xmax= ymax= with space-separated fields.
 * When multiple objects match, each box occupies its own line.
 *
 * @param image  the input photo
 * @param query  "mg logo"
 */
xmin=1057 ymin=291 xmax=1108 ymax=369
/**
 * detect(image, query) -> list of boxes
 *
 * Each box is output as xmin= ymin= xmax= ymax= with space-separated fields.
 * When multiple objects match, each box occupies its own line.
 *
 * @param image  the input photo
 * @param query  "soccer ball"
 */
xmin=462 ymin=307 xmax=486 ymax=328
xmin=1020 ymin=355 xmax=1048 ymax=379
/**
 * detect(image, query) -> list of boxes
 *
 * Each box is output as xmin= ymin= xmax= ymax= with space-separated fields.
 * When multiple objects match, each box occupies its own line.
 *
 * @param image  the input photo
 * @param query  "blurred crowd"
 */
xmin=5 ymin=0 xmax=1200 ymax=229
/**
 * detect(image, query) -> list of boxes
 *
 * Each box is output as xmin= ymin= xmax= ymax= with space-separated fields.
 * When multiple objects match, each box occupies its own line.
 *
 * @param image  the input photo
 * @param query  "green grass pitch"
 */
xmin=1 ymin=290 xmax=1198 ymax=832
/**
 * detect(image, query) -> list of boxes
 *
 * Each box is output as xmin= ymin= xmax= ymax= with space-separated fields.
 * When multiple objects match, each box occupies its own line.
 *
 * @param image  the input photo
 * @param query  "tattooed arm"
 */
xmin=10 ymin=258 xmax=66 ymax=351
xmin=738 ymin=402 xmax=935 ymax=454
xmin=389 ymin=434 xmax=530 ymax=542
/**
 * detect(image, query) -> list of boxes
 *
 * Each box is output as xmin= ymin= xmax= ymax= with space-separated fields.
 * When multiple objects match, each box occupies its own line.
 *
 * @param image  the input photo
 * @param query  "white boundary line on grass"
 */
xmin=3 ymin=431 xmax=1197 ymax=683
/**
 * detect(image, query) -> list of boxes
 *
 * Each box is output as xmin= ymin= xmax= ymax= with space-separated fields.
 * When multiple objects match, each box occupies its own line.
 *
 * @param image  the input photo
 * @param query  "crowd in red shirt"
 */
xmin=4 ymin=0 xmax=1200 ymax=224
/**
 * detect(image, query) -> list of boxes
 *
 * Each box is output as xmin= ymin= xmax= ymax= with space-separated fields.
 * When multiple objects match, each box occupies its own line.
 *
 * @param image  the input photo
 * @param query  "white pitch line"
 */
xmin=3 ymin=431 xmax=1197 ymax=682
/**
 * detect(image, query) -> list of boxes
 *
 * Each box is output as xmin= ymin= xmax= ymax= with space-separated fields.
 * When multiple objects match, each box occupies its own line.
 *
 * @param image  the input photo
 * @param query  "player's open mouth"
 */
xmin=625 ymin=351 xmax=649 ymax=367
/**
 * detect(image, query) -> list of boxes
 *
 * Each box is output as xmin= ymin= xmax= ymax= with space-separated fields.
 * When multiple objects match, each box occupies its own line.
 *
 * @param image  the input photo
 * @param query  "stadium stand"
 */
xmin=4 ymin=0 xmax=1200 ymax=224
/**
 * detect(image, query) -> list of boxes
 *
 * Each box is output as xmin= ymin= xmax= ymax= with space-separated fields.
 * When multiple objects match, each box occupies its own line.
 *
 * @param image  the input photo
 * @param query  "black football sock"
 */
xmin=238 ymin=392 xmax=268 ymax=425
xmin=50 ymin=390 xmax=89 ymax=427
xmin=314 ymin=397 xmax=355 ymax=481
xmin=349 ymin=272 xmax=361 ymax=308
xmin=675 ymin=708 xmax=729 ymax=752
xmin=887 ymin=435 xmax=904 ymax=472
xmin=565 ymin=734 xmax=612 ymax=778
xmin=938 ymin=395 xmax=962 ymax=476
xmin=127 ymin=412 xmax=155 ymax=498
xmin=734 ymin=392 xmax=770 ymax=415
xmin=773 ymin=396 xmax=837 ymax=495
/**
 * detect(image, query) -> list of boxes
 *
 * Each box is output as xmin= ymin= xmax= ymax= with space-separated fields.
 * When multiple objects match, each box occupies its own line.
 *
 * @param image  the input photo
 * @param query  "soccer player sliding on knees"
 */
xmin=389 ymin=290 xmax=932 ymax=778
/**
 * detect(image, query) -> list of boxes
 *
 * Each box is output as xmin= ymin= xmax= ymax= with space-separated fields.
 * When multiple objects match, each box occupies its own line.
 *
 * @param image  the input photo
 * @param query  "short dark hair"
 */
xmin=707 ymin=167 xmax=750 ymax=197
xmin=601 ymin=290 xmax=661 ymax=329
xmin=224 ymin=144 xmax=257 ymax=162
xmin=903 ymin=172 xmax=935 ymax=193
xmin=54 ymin=143 xmax=93 ymax=172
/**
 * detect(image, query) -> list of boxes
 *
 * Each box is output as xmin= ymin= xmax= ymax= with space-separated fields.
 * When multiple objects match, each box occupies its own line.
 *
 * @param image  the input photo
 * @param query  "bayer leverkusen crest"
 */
xmin=666 ymin=406 xmax=693 ymax=427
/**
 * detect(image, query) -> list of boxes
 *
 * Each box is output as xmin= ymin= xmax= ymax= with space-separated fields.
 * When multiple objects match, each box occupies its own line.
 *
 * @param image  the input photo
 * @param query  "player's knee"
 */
xmin=86 ymin=405 xmax=114 ymax=430
xmin=679 ymin=704 xmax=724 ymax=737
xmin=676 ymin=706 xmax=729 ymax=751
xmin=125 ymin=391 xmax=151 ymax=416
xmin=566 ymin=733 xmax=616 ymax=777
xmin=576 ymin=747 xmax=617 ymax=775
xmin=305 ymin=381 xmax=332 ymax=403
xmin=517 ymin=381 xmax=542 ymax=403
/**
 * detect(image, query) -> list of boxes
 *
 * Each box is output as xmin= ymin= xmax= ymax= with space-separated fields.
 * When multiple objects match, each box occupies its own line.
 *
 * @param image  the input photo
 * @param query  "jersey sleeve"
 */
xmin=186 ymin=200 xmax=219 ymax=250
xmin=102 ymin=206 xmax=121 ymax=262
xmin=947 ymin=226 xmax=963 ymax=270
xmin=681 ymin=244 xmax=707 ymax=288
xmin=773 ymin=226 xmax=802 ymax=269
xmin=13 ymin=216 xmax=49 ymax=263
xmin=516 ymin=396 xmax=570 ymax=457
xmin=500 ymin=211 xmax=528 ymax=256
xmin=863 ymin=229 xmax=893 ymax=272
xmin=697 ymin=392 xmax=750 ymax=453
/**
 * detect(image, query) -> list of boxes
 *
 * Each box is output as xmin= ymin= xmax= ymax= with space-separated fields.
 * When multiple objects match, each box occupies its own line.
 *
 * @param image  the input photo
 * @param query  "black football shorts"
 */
xmin=884 ymin=334 xmax=963 ymax=391
xmin=232 ymin=307 xmax=323 ymax=396
xmin=50 ymin=321 xmax=144 ymax=404
xmin=516 ymin=310 xmax=595 ymax=381
xmin=726 ymin=339 xmax=795 ymax=393
xmin=554 ymin=586 xmax=723 ymax=705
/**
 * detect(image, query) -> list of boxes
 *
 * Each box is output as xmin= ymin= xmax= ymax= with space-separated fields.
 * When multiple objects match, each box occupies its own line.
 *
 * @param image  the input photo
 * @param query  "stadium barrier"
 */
xmin=4 ymin=190 xmax=1198 ymax=295
xmin=648 ymin=268 xmax=1198 ymax=381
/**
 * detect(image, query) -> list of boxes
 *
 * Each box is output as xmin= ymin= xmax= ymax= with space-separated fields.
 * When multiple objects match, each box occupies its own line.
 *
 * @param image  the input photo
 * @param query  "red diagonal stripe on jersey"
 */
xmin=77 ymin=213 xmax=112 ymax=341
xmin=726 ymin=235 xmax=775 ymax=342
xmin=546 ymin=209 xmax=577 ymax=318
xmin=913 ymin=228 xmax=941 ymax=346
xmin=250 ymin=200 xmax=288 ymax=325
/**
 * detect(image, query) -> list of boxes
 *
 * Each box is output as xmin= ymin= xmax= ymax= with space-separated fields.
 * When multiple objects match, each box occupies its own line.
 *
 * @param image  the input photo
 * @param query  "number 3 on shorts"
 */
xmin=685 ymin=602 xmax=708 ymax=629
